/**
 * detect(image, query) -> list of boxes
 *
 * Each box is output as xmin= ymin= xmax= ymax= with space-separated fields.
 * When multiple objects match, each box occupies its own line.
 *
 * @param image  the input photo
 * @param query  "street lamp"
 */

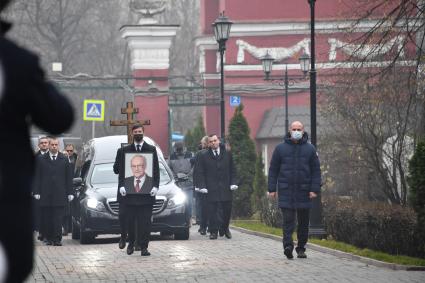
xmin=308 ymin=0 xmax=326 ymax=239
xmin=212 ymin=12 xmax=233 ymax=143
xmin=261 ymin=51 xmax=310 ymax=134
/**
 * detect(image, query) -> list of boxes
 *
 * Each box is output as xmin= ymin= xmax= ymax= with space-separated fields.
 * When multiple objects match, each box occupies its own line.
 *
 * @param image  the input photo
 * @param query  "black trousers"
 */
xmin=281 ymin=208 xmax=310 ymax=251
xmin=0 ymin=198 xmax=34 ymax=283
xmin=118 ymin=202 xmax=127 ymax=239
xmin=197 ymin=193 xmax=209 ymax=230
xmin=41 ymin=206 xmax=64 ymax=242
xmin=208 ymin=201 xmax=232 ymax=234
xmin=127 ymin=204 xmax=153 ymax=249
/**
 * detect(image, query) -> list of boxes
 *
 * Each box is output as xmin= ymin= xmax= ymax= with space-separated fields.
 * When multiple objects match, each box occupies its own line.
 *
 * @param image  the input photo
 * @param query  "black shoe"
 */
xmin=118 ymin=237 xmax=126 ymax=249
xmin=224 ymin=228 xmax=232 ymax=239
xmin=199 ymin=228 xmax=206 ymax=236
xmin=37 ymin=235 xmax=44 ymax=241
xmin=219 ymin=229 xmax=224 ymax=237
xmin=53 ymin=241 xmax=62 ymax=246
xmin=284 ymin=247 xmax=294 ymax=259
xmin=209 ymin=233 xmax=218 ymax=240
xmin=135 ymin=245 xmax=141 ymax=251
xmin=127 ymin=244 xmax=134 ymax=255
xmin=141 ymin=248 xmax=151 ymax=256
xmin=45 ymin=240 xmax=53 ymax=246
xmin=297 ymin=250 xmax=307 ymax=258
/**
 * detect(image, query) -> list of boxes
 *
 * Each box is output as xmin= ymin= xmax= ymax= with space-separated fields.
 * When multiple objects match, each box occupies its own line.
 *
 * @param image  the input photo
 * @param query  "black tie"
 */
xmin=214 ymin=150 xmax=218 ymax=157
xmin=52 ymin=156 xmax=56 ymax=161
xmin=137 ymin=145 xmax=141 ymax=152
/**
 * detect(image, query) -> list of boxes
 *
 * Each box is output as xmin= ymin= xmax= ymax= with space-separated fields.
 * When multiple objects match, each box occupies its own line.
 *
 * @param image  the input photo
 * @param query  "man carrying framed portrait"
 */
xmin=114 ymin=124 xmax=160 ymax=256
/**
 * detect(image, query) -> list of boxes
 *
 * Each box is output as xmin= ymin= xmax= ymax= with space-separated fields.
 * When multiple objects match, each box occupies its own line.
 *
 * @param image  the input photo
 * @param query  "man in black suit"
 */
xmin=0 ymin=1 xmax=74 ymax=281
xmin=197 ymin=134 xmax=238 ymax=240
xmin=34 ymin=136 xmax=50 ymax=239
xmin=35 ymin=136 xmax=49 ymax=156
xmin=113 ymin=124 xmax=160 ymax=256
xmin=122 ymin=155 xmax=156 ymax=256
xmin=33 ymin=138 xmax=74 ymax=246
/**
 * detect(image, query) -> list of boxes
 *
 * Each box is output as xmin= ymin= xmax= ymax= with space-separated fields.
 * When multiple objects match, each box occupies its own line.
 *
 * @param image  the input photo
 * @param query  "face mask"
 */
xmin=133 ymin=134 xmax=143 ymax=142
xmin=291 ymin=130 xmax=303 ymax=140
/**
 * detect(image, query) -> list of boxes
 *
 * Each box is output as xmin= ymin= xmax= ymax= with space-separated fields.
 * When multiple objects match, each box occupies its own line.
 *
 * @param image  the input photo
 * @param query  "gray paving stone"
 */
xmin=24 ymin=226 xmax=425 ymax=282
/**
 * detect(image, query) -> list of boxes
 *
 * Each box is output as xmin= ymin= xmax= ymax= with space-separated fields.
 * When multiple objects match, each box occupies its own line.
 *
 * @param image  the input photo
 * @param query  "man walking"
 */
xmin=268 ymin=121 xmax=321 ymax=259
xmin=122 ymin=155 xmax=157 ymax=256
xmin=193 ymin=136 xmax=209 ymax=235
xmin=33 ymin=137 xmax=74 ymax=246
xmin=197 ymin=134 xmax=238 ymax=240
xmin=113 ymin=124 xmax=159 ymax=256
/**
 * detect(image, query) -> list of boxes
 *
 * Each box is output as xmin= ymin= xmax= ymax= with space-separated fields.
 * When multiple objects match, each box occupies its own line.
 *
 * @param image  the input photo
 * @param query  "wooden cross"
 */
xmin=110 ymin=102 xmax=150 ymax=143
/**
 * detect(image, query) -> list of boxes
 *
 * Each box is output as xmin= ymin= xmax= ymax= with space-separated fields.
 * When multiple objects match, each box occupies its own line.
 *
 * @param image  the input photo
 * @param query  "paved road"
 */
xmin=26 ymin=226 xmax=425 ymax=282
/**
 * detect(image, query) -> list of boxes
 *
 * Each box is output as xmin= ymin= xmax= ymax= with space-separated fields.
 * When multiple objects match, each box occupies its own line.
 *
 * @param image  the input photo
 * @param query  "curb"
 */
xmin=230 ymin=225 xmax=425 ymax=271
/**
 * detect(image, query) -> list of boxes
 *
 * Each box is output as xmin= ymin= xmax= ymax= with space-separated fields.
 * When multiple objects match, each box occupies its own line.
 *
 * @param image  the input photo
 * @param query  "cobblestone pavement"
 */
xmin=26 ymin=226 xmax=425 ymax=283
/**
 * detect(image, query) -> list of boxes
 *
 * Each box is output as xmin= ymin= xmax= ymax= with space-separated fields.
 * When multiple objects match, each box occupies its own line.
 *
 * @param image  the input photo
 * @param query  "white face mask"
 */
xmin=291 ymin=130 xmax=303 ymax=140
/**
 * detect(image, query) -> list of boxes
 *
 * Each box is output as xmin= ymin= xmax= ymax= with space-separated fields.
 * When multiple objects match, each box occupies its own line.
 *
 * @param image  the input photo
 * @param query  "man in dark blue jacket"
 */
xmin=268 ymin=121 xmax=321 ymax=259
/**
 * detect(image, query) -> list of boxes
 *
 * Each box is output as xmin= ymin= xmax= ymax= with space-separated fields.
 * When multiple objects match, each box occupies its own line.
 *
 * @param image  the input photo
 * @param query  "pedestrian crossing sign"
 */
xmin=83 ymin=99 xmax=105 ymax=121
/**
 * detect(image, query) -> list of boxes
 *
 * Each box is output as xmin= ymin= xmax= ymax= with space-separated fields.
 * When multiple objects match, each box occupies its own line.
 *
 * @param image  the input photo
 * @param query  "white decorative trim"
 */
xmin=221 ymin=60 xmax=416 ymax=72
xmin=328 ymin=36 xmax=405 ymax=61
xmin=199 ymin=48 xmax=206 ymax=74
xmin=236 ymin=38 xmax=310 ymax=63
xmin=229 ymin=19 xmax=418 ymax=36
xmin=120 ymin=25 xmax=179 ymax=71
xmin=201 ymin=73 xmax=220 ymax=80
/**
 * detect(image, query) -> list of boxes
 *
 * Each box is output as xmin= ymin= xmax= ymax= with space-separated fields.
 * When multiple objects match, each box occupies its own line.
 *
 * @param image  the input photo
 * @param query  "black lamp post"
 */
xmin=261 ymin=51 xmax=310 ymax=135
xmin=213 ymin=12 xmax=233 ymax=143
xmin=308 ymin=0 xmax=326 ymax=239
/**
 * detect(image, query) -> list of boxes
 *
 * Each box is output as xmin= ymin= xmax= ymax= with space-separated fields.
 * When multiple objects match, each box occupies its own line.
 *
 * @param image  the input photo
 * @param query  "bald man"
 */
xmin=268 ymin=121 xmax=321 ymax=260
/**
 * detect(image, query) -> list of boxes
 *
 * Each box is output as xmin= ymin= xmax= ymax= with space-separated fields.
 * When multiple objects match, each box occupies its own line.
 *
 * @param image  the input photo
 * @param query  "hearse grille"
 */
xmin=107 ymin=196 xmax=166 ymax=215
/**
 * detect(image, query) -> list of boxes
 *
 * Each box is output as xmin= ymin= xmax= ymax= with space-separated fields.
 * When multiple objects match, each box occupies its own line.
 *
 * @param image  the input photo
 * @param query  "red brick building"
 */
xmin=195 ymin=0 xmax=415 ymax=168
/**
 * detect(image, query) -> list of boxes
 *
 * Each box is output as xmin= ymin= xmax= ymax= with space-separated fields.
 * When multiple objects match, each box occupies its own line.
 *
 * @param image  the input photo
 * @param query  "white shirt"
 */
xmin=49 ymin=152 xmax=58 ymax=160
xmin=134 ymin=141 xmax=144 ymax=151
xmin=213 ymin=147 xmax=220 ymax=156
xmin=134 ymin=175 xmax=146 ymax=189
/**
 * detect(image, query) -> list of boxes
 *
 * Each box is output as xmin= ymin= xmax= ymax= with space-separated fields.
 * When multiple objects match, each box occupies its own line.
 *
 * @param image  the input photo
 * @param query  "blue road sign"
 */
xmin=230 ymin=96 xmax=241 ymax=107
xmin=83 ymin=99 xmax=105 ymax=121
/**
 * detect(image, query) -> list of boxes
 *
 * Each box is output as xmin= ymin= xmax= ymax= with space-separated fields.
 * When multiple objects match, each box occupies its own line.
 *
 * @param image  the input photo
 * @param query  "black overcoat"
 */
xmin=0 ymin=20 xmax=73 ymax=283
xmin=33 ymin=152 xmax=73 ymax=207
xmin=197 ymin=144 xmax=237 ymax=202
xmin=0 ymin=22 xmax=74 ymax=200
xmin=113 ymin=142 xmax=160 ymax=203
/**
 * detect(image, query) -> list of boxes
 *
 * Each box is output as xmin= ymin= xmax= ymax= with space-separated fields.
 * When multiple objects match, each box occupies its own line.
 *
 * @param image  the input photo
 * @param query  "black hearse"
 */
xmin=71 ymin=135 xmax=190 ymax=244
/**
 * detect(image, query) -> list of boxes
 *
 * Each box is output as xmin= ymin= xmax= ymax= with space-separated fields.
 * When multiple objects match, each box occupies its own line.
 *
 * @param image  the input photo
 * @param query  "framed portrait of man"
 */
xmin=123 ymin=153 xmax=154 ymax=195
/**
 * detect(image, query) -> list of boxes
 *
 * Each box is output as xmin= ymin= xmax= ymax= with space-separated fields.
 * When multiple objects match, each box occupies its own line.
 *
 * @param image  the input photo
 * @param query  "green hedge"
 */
xmin=258 ymin=196 xmax=424 ymax=258
xmin=323 ymin=197 xmax=424 ymax=258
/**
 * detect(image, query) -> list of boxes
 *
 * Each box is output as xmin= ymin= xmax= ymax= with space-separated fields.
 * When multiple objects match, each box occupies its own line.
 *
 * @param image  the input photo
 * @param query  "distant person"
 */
xmin=0 ymin=1 xmax=74 ymax=280
xmin=62 ymin=143 xmax=78 ymax=235
xmin=197 ymin=134 xmax=238 ymax=240
xmin=193 ymin=136 xmax=209 ymax=235
xmin=34 ymin=136 xmax=51 ymax=239
xmin=114 ymin=124 xmax=160 ymax=256
xmin=168 ymin=141 xmax=194 ymax=221
xmin=268 ymin=121 xmax=321 ymax=259
xmin=33 ymin=138 xmax=74 ymax=246
xmin=35 ymin=137 xmax=49 ymax=156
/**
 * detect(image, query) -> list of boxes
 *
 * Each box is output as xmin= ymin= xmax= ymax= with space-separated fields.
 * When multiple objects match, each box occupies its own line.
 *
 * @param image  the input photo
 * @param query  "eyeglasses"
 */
xmin=66 ymin=150 xmax=74 ymax=152
xmin=131 ymin=165 xmax=145 ymax=168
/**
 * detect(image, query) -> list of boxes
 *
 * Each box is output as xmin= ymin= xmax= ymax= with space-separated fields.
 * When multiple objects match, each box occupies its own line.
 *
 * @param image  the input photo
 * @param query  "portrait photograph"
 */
xmin=124 ymin=153 xmax=154 ymax=195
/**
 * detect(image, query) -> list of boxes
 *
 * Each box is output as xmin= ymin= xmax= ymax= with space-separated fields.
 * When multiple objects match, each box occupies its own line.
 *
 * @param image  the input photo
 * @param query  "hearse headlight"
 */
xmin=86 ymin=198 xmax=106 ymax=211
xmin=167 ymin=192 xmax=186 ymax=208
